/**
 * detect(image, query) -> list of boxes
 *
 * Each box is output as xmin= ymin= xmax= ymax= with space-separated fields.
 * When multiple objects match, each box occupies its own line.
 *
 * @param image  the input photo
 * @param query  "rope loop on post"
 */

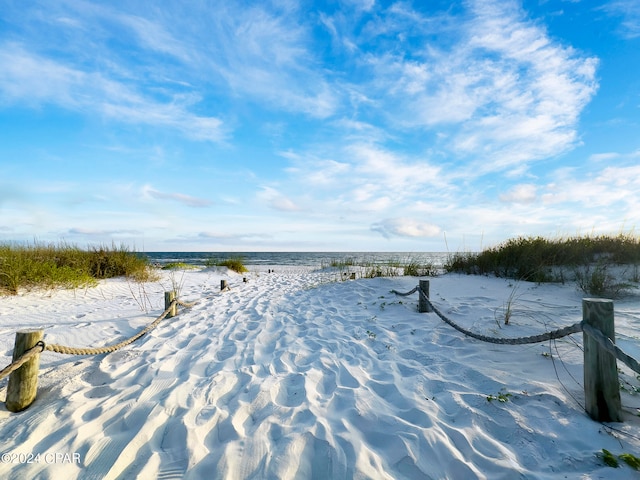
xmin=0 ymin=341 xmax=46 ymax=382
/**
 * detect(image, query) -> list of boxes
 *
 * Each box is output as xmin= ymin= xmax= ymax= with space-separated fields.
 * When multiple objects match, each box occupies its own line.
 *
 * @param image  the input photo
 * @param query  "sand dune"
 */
xmin=2 ymin=267 xmax=640 ymax=478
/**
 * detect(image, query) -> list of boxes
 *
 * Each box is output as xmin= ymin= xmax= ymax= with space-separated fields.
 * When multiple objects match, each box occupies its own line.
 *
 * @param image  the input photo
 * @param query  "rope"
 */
xmin=177 ymin=299 xmax=198 ymax=308
xmin=44 ymin=299 xmax=178 ymax=355
xmin=419 ymin=287 xmax=584 ymax=345
xmin=390 ymin=286 xmax=418 ymax=296
xmin=409 ymin=285 xmax=640 ymax=372
xmin=582 ymin=323 xmax=640 ymax=375
xmin=0 ymin=342 xmax=45 ymax=382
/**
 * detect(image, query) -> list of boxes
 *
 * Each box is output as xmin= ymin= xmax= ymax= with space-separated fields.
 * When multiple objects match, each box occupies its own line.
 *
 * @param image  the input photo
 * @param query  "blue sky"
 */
xmin=1 ymin=0 xmax=639 ymax=252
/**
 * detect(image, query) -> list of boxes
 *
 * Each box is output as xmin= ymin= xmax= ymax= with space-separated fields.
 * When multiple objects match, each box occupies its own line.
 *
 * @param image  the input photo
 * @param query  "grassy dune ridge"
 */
xmin=444 ymin=234 xmax=640 ymax=297
xmin=0 ymin=242 xmax=154 ymax=295
xmin=2 ymin=235 xmax=639 ymax=297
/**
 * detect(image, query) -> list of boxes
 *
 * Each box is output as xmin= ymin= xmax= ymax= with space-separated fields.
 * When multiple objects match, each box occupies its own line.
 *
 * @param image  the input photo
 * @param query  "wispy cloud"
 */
xmin=1 ymin=0 xmax=634 ymax=251
xmin=0 ymin=43 xmax=226 ymax=142
xmin=371 ymin=218 xmax=441 ymax=239
xmin=601 ymin=0 xmax=640 ymax=38
xmin=351 ymin=0 xmax=598 ymax=175
xmin=257 ymin=187 xmax=302 ymax=212
xmin=499 ymin=184 xmax=538 ymax=204
xmin=68 ymin=227 xmax=141 ymax=236
xmin=171 ymin=2 xmax=340 ymax=118
xmin=142 ymin=185 xmax=212 ymax=207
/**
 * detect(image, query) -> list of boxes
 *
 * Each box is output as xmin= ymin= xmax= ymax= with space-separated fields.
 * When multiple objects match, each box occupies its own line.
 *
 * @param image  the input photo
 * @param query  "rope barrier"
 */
xmin=0 ymin=341 xmax=45 ymax=382
xmin=582 ymin=323 xmax=640 ymax=375
xmin=177 ymin=299 xmax=199 ymax=308
xmin=393 ymin=286 xmax=583 ymax=344
xmin=1 ymin=288 xmax=214 ymax=378
xmin=43 ymin=299 xmax=179 ymax=355
xmin=390 ymin=286 xmax=418 ymax=296
xmin=428 ymin=295 xmax=584 ymax=345
xmin=394 ymin=284 xmax=640 ymax=374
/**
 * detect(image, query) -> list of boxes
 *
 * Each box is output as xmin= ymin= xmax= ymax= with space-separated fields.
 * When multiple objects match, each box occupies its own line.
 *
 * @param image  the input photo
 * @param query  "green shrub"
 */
xmin=0 ymin=242 xmax=152 ymax=295
xmin=215 ymin=257 xmax=248 ymax=273
xmin=162 ymin=262 xmax=198 ymax=270
xmin=403 ymin=260 xmax=439 ymax=277
xmin=444 ymin=234 xmax=640 ymax=286
xmin=574 ymin=264 xmax=631 ymax=298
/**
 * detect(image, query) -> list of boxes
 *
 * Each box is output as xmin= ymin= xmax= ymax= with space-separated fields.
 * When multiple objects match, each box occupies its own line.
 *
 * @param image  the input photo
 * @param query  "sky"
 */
xmin=1 ymin=0 xmax=639 ymax=252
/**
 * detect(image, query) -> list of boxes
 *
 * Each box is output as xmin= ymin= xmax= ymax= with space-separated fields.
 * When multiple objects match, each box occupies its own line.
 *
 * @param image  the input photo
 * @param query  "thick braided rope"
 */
xmin=0 ymin=342 xmax=45 ymax=382
xmin=390 ymin=287 xmax=418 ymax=296
xmin=177 ymin=299 xmax=198 ymax=308
xmin=421 ymin=288 xmax=584 ymax=345
xmin=582 ymin=323 xmax=640 ymax=375
xmin=44 ymin=300 xmax=177 ymax=355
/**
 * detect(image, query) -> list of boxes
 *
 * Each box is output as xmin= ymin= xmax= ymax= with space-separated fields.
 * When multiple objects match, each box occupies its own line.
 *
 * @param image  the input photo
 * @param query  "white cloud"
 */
xmin=0 ymin=44 xmax=226 ymax=142
xmin=142 ymin=185 xmax=212 ymax=207
xmin=589 ymin=152 xmax=621 ymax=162
xmin=257 ymin=187 xmax=302 ymax=212
xmin=189 ymin=3 xmax=339 ymax=118
xmin=360 ymin=0 xmax=598 ymax=174
xmin=68 ymin=227 xmax=141 ymax=236
xmin=371 ymin=218 xmax=441 ymax=239
xmin=499 ymin=184 xmax=538 ymax=204
xmin=347 ymin=143 xmax=445 ymax=194
xmin=601 ymin=0 xmax=640 ymax=39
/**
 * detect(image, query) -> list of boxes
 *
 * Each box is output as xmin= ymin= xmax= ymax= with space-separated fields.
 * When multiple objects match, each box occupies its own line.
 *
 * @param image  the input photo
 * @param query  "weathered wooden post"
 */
xmin=221 ymin=280 xmax=228 ymax=291
xmin=6 ymin=329 xmax=44 ymax=412
xmin=164 ymin=291 xmax=177 ymax=319
xmin=418 ymin=280 xmax=432 ymax=313
xmin=583 ymin=298 xmax=622 ymax=422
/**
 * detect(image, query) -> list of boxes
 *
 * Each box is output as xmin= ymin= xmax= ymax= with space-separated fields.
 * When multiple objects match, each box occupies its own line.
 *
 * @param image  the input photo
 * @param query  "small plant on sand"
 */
xmin=403 ymin=259 xmax=439 ymax=276
xmin=166 ymin=269 xmax=186 ymax=300
xmin=214 ymin=257 xmax=248 ymax=274
xmin=487 ymin=390 xmax=513 ymax=403
xmin=495 ymin=281 xmax=523 ymax=327
xmin=601 ymin=449 xmax=619 ymax=468
xmin=599 ymin=449 xmax=640 ymax=470
xmin=162 ymin=262 xmax=198 ymax=270
xmin=327 ymin=257 xmax=357 ymax=268
xmin=620 ymin=453 xmax=640 ymax=470
xmin=574 ymin=263 xmax=631 ymax=298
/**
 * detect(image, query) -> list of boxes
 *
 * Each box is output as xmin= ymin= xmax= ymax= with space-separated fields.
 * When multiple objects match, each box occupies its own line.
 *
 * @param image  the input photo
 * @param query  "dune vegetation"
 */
xmin=0 ymin=242 xmax=155 ymax=295
xmin=444 ymin=234 xmax=640 ymax=297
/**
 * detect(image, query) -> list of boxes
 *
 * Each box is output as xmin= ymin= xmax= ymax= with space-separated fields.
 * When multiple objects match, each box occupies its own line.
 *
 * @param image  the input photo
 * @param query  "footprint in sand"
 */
xmin=216 ymin=343 xmax=237 ymax=362
xmin=233 ymin=331 xmax=247 ymax=341
xmin=246 ymin=321 xmax=260 ymax=331
xmin=272 ymin=373 xmax=305 ymax=407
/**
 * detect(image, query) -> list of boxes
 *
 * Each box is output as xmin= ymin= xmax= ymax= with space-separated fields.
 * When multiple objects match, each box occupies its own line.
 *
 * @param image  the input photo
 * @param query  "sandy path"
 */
xmin=1 ymin=269 xmax=640 ymax=478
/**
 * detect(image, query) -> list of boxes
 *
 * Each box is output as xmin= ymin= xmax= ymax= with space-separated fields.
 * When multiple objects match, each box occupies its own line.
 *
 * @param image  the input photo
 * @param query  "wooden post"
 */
xmin=164 ymin=291 xmax=177 ymax=319
xmin=221 ymin=280 xmax=228 ymax=291
xmin=418 ymin=280 xmax=432 ymax=313
xmin=583 ymin=298 xmax=622 ymax=422
xmin=6 ymin=329 xmax=44 ymax=412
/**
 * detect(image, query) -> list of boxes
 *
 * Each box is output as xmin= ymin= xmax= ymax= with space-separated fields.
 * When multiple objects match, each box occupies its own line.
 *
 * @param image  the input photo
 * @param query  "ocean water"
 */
xmin=141 ymin=252 xmax=450 ymax=268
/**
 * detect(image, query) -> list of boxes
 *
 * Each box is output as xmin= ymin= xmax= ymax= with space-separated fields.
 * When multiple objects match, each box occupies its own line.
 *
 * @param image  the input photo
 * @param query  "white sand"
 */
xmin=1 ymin=267 xmax=640 ymax=479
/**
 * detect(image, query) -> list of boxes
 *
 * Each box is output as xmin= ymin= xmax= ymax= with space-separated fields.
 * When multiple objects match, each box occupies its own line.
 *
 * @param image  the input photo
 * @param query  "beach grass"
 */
xmin=322 ymin=255 xmax=439 ymax=279
xmin=162 ymin=262 xmax=199 ymax=270
xmin=444 ymin=234 xmax=640 ymax=296
xmin=206 ymin=257 xmax=248 ymax=274
xmin=0 ymin=242 xmax=154 ymax=295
